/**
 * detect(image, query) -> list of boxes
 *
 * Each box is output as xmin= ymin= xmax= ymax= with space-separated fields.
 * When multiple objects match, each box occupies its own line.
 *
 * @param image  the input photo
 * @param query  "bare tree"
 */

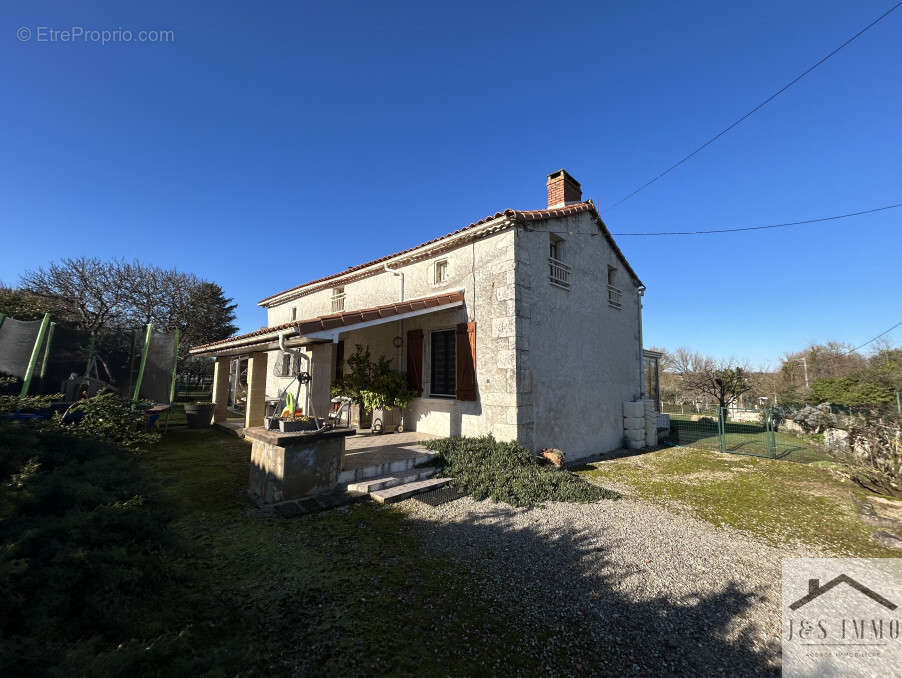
xmin=668 ymin=348 xmax=752 ymax=412
xmin=20 ymin=257 xmax=129 ymax=333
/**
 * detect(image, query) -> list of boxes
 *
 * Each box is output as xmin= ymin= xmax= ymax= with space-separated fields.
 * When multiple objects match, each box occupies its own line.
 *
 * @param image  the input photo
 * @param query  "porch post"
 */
xmin=245 ymin=351 xmax=269 ymax=429
xmin=308 ymin=342 xmax=335 ymax=422
xmin=211 ymin=356 xmax=231 ymax=424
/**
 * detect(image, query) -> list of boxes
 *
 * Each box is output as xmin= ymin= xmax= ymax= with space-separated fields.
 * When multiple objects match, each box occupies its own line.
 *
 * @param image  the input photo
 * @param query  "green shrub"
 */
xmin=55 ymin=392 xmax=160 ymax=451
xmin=0 ymin=420 xmax=174 ymax=674
xmin=425 ymin=435 xmax=619 ymax=507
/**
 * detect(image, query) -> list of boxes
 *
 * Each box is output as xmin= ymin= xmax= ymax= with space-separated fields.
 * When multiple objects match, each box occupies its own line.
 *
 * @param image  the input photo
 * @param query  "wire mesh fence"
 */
xmin=661 ymin=403 xmax=834 ymax=464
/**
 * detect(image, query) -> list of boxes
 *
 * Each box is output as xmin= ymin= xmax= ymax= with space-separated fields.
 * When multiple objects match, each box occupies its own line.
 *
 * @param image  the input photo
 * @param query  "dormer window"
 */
xmin=331 ymin=287 xmax=346 ymax=312
xmin=433 ymin=259 xmax=448 ymax=285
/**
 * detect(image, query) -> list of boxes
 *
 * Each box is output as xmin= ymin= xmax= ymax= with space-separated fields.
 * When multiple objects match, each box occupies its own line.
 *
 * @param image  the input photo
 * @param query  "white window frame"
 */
xmin=548 ymin=234 xmax=570 ymax=289
xmin=428 ymin=327 xmax=456 ymax=398
xmin=331 ymin=287 xmax=346 ymax=312
xmin=432 ymin=258 xmax=449 ymax=286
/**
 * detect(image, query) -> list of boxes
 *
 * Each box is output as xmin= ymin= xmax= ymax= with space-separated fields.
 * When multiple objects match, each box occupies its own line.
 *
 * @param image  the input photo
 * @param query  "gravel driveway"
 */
xmin=396 ymin=493 xmax=828 ymax=676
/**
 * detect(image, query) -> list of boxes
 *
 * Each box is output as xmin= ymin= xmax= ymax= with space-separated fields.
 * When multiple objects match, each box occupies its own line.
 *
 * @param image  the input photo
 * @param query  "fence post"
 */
xmin=765 ymin=408 xmax=776 ymax=458
xmin=718 ymin=407 xmax=726 ymax=453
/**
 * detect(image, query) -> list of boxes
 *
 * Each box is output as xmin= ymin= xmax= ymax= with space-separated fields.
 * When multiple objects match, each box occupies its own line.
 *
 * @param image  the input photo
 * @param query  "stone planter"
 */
xmin=184 ymin=402 xmax=214 ymax=429
xmin=278 ymin=418 xmax=318 ymax=433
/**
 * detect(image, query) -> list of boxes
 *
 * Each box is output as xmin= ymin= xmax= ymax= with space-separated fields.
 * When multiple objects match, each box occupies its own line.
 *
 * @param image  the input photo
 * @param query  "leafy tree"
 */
xmin=809 ymin=376 xmax=894 ymax=408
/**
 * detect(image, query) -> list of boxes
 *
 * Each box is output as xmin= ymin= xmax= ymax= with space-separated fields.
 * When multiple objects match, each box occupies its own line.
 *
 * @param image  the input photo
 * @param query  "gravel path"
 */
xmin=396 ymin=493 xmax=829 ymax=676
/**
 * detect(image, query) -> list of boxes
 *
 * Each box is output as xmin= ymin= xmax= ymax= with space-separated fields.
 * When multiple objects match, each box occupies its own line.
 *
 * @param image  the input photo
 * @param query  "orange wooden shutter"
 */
xmin=335 ymin=340 xmax=344 ymax=381
xmin=406 ymin=330 xmax=423 ymax=397
xmin=456 ymin=322 xmax=477 ymax=401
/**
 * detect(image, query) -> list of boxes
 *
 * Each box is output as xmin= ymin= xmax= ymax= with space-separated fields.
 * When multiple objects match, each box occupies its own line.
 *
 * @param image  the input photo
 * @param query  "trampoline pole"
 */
xmin=132 ymin=323 xmax=153 ymax=404
xmin=20 ymin=314 xmax=51 ymax=396
xmin=39 ymin=322 xmax=56 ymax=379
xmin=168 ymin=329 xmax=180 ymax=405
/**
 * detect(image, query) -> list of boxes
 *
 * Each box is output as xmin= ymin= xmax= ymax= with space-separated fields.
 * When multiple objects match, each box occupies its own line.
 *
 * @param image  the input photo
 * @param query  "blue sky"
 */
xmin=2 ymin=1 xmax=900 ymax=368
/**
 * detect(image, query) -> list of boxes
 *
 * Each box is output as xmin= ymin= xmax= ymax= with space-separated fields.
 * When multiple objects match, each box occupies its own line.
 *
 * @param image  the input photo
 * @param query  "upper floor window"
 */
xmin=548 ymin=234 xmax=570 ymax=289
xmin=433 ymin=259 xmax=448 ymax=285
xmin=290 ymin=307 xmax=297 ymax=321
xmin=607 ymin=266 xmax=622 ymax=310
xmin=549 ymin=234 xmax=564 ymax=261
xmin=331 ymin=287 xmax=346 ymax=312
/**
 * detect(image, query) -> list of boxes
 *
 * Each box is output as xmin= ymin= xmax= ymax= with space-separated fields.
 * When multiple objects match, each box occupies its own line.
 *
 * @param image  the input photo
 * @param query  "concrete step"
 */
xmin=369 ymin=477 xmax=452 ymax=504
xmin=338 ymin=451 xmax=438 ymax=485
xmin=346 ymin=467 xmax=437 ymax=494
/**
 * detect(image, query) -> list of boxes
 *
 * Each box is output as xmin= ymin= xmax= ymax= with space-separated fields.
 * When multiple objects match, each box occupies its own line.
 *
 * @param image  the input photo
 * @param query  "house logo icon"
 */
xmin=789 ymin=574 xmax=898 ymax=611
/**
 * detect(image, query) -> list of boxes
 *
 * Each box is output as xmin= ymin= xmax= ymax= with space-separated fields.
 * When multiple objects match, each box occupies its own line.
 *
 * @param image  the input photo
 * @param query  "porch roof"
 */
xmin=189 ymin=290 xmax=464 ymax=357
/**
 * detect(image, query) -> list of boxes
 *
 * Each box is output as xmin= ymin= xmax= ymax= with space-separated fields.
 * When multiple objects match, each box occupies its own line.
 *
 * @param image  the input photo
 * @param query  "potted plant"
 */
xmin=331 ymin=345 xmax=416 ymax=433
xmin=184 ymin=401 xmax=214 ymax=428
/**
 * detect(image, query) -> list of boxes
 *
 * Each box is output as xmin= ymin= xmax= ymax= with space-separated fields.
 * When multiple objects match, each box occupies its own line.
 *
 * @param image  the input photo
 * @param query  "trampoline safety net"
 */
xmin=139 ymin=331 xmax=177 ymax=403
xmin=0 ymin=317 xmax=44 ymax=379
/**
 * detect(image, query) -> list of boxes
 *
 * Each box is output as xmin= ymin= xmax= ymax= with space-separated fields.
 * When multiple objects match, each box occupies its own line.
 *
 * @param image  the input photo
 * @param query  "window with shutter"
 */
xmin=335 ymin=340 xmax=344 ymax=381
xmin=456 ymin=322 xmax=476 ymax=401
xmin=430 ymin=330 xmax=456 ymax=397
xmin=406 ymin=330 xmax=423 ymax=396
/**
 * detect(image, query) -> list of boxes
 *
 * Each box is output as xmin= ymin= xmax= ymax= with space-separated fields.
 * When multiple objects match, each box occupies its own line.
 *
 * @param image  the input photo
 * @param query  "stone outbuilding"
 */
xmin=190 ymin=170 xmax=657 ymax=460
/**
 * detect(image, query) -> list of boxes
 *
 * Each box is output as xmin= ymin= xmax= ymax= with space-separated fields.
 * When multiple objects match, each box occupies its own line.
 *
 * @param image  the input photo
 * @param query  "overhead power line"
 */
xmin=602 ymin=3 xmax=902 ymax=214
xmin=843 ymin=320 xmax=902 ymax=355
xmin=610 ymin=201 xmax=902 ymax=236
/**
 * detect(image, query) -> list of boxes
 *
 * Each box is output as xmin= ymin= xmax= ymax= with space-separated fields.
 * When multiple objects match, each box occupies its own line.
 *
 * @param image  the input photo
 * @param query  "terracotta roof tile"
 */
xmin=190 ymin=290 xmax=464 ymax=354
xmin=258 ymin=201 xmax=641 ymax=306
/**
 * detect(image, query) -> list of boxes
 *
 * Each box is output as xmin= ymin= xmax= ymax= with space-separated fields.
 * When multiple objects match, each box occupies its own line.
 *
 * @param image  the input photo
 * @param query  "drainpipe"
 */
xmin=637 ymin=285 xmax=646 ymax=400
xmin=384 ymin=263 xmax=404 ymax=302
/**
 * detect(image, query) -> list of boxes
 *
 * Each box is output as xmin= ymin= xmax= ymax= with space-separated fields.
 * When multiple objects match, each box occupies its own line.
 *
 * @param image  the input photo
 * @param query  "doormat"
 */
xmin=412 ymin=484 xmax=465 ymax=507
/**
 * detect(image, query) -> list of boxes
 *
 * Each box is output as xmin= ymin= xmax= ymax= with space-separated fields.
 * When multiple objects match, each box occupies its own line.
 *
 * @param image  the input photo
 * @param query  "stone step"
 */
xmin=346 ymin=467 xmax=437 ymax=494
xmin=338 ymin=451 xmax=438 ymax=485
xmin=369 ymin=477 xmax=452 ymax=504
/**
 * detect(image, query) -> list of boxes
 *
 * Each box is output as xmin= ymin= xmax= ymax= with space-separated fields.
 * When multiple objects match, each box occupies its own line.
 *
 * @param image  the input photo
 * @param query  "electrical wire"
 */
xmin=602 ymin=3 xmax=902 ymax=213
xmin=610 ymin=201 xmax=902 ymax=236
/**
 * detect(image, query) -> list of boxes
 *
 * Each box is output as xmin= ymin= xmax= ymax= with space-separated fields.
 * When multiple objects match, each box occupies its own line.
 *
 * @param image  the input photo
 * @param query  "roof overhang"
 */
xmin=190 ymin=290 xmax=465 ymax=357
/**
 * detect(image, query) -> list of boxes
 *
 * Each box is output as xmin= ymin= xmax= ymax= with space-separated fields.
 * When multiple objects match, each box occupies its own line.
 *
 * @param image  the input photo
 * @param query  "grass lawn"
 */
xmin=574 ymin=446 xmax=900 ymax=557
xmin=128 ymin=428 xmax=608 ymax=676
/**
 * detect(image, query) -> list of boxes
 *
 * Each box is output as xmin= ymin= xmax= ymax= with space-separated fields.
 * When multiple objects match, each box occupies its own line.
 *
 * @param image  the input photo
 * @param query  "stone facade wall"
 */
xmin=263 ymin=228 xmax=522 ymax=441
xmin=259 ymin=213 xmax=643 ymax=456
xmin=517 ymin=212 xmax=643 ymax=458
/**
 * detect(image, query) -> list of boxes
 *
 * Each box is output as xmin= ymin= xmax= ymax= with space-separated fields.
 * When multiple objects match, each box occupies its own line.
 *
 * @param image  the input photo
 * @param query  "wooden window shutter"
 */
xmin=334 ymin=340 xmax=344 ymax=381
xmin=456 ymin=322 xmax=477 ymax=401
xmin=406 ymin=330 xmax=423 ymax=397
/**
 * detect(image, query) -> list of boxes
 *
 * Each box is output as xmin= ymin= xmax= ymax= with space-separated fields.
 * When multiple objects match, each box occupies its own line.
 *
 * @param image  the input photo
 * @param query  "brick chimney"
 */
xmin=546 ymin=169 xmax=582 ymax=208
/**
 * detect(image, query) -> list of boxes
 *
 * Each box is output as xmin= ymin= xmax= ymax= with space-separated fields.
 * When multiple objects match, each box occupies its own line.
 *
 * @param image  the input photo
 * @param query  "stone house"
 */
xmin=190 ymin=170 xmax=650 ymax=459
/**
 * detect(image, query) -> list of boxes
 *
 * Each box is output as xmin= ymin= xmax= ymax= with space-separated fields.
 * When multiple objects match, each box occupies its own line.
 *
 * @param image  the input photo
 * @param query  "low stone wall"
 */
xmin=245 ymin=427 xmax=355 ymax=505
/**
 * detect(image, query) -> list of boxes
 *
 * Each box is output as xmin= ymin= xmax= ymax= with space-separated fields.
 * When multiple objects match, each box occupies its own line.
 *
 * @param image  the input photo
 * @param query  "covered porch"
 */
xmin=189 ymin=291 xmax=465 ymax=432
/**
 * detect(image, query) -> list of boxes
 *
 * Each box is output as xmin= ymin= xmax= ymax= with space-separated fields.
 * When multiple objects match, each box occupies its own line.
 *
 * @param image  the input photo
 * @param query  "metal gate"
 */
xmin=717 ymin=407 xmax=777 ymax=458
xmin=664 ymin=406 xmax=777 ymax=458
